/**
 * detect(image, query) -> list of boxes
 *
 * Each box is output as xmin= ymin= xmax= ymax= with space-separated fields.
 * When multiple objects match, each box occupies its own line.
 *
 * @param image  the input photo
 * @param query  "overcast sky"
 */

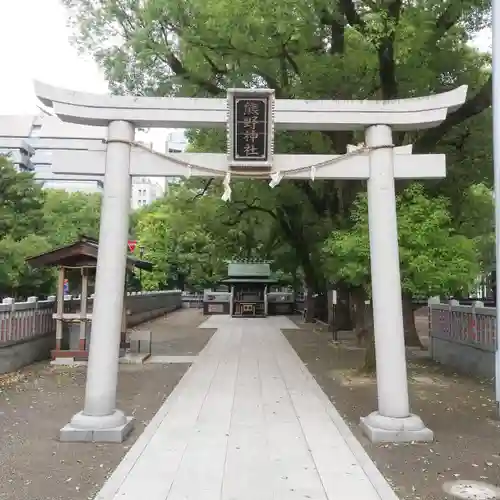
xmin=0 ymin=0 xmax=493 ymax=121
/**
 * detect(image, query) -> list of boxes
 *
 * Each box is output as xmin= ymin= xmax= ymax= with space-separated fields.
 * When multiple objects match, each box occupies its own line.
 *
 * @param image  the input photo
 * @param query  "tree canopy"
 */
xmin=0 ymin=157 xmax=44 ymax=240
xmin=62 ymin=0 xmax=493 ymax=307
xmin=323 ymin=183 xmax=480 ymax=299
xmin=132 ymin=182 xmax=299 ymax=290
xmin=5 ymin=1 xmax=494 ymax=328
xmin=0 ymin=158 xmax=103 ymax=299
xmin=40 ymin=189 xmax=101 ymax=246
xmin=134 ymin=186 xmax=228 ymax=290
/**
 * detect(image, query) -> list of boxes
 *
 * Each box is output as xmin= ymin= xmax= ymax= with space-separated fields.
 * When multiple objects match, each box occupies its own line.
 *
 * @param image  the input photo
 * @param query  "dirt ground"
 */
xmin=283 ymin=314 xmax=500 ymax=500
xmin=0 ymin=308 xmax=212 ymax=500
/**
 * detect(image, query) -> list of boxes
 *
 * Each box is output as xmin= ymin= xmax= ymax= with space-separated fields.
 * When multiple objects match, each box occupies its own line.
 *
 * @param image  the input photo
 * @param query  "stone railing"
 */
xmin=203 ymin=291 xmax=231 ymax=315
xmin=428 ymin=298 xmax=496 ymax=379
xmin=182 ymin=293 xmax=204 ymax=309
xmin=0 ymin=290 xmax=181 ymax=374
xmin=125 ymin=290 xmax=182 ymax=325
xmin=0 ymin=290 xmax=182 ymax=345
xmin=0 ymin=297 xmax=56 ymax=345
xmin=267 ymin=291 xmax=296 ymax=315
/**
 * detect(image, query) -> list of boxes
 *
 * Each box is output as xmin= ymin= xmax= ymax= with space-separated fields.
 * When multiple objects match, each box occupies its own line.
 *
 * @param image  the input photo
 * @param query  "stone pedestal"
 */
xmin=60 ymin=410 xmax=134 ymax=443
xmin=360 ymin=412 xmax=433 ymax=443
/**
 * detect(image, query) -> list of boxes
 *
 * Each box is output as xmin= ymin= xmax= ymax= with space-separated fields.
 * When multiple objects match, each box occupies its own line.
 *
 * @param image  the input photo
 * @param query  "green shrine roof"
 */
xmin=220 ymin=277 xmax=277 ymax=284
xmin=227 ymin=262 xmax=271 ymax=278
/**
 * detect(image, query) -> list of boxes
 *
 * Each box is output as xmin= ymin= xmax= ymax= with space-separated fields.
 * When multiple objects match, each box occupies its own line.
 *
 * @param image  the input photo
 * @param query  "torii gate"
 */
xmin=12 ymin=82 xmax=468 ymax=444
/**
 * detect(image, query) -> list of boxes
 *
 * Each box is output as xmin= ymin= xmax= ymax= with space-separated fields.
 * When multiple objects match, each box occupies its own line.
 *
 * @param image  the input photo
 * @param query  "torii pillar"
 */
xmin=31 ymin=82 xmax=467 ymax=444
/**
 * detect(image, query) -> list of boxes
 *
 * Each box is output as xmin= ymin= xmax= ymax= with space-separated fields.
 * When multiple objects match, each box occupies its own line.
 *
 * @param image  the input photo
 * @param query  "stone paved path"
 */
xmin=95 ymin=316 xmax=398 ymax=500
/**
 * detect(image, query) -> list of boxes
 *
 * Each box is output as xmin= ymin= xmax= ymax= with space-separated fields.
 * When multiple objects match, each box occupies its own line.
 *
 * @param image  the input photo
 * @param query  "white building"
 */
xmin=166 ymin=130 xmax=187 ymax=153
xmin=130 ymin=176 xmax=164 ymax=210
xmin=165 ymin=130 xmax=188 ymax=185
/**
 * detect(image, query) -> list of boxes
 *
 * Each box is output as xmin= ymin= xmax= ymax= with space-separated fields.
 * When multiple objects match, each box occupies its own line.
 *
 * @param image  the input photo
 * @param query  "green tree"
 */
xmin=0 ymin=235 xmax=54 ymax=299
xmin=41 ymin=189 xmax=101 ymax=245
xmin=455 ymin=183 xmax=494 ymax=271
xmin=323 ymin=183 xmax=480 ymax=351
xmin=0 ymin=157 xmax=44 ymax=239
xmin=0 ymin=161 xmax=104 ymax=298
xmin=0 ymin=158 xmax=52 ymax=299
xmin=64 ymin=0 xmax=492 ymax=323
xmin=132 ymin=180 xmax=301 ymax=290
xmin=135 ymin=185 xmax=230 ymax=290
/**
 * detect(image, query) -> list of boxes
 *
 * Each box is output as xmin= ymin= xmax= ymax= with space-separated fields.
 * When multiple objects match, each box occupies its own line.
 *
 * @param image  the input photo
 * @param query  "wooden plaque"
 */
xmin=227 ymin=88 xmax=275 ymax=169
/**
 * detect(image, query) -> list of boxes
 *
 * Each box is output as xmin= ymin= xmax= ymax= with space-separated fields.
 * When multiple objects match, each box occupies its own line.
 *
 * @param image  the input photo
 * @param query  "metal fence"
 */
xmin=428 ymin=300 xmax=496 ymax=379
xmin=0 ymin=291 xmax=181 ymax=346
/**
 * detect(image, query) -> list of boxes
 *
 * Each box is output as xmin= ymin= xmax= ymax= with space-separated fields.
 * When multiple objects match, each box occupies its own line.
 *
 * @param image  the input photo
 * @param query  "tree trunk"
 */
xmin=402 ymin=293 xmax=423 ymax=348
xmin=332 ymin=284 xmax=353 ymax=332
xmin=304 ymin=293 xmax=315 ymax=323
xmin=349 ymin=291 xmax=376 ymax=372
xmin=351 ymin=287 xmax=367 ymax=345
xmin=327 ymin=289 xmax=335 ymax=337
xmin=318 ymin=289 xmax=329 ymax=323
xmin=361 ymin=326 xmax=376 ymax=373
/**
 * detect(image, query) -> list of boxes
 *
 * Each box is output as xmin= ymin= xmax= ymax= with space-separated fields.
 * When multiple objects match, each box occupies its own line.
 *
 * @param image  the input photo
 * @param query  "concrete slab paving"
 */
xmin=95 ymin=316 xmax=399 ymax=500
xmin=146 ymin=355 xmax=198 ymax=364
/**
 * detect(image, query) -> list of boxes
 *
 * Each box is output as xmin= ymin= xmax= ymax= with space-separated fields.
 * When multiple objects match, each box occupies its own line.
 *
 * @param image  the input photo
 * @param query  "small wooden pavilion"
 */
xmin=221 ymin=260 xmax=277 ymax=317
xmin=26 ymin=235 xmax=153 ymax=361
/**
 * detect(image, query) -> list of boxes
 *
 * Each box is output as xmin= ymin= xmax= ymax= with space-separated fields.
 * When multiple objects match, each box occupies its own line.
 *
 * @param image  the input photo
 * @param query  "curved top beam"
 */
xmin=34 ymin=81 xmax=468 ymax=131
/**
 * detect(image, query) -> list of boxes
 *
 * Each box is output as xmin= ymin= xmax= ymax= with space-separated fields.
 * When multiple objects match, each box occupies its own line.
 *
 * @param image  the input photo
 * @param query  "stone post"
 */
xmin=427 ymin=296 xmax=441 ymax=356
xmin=79 ymin=268 xmax=89 ymax=351
xmin=360 ymin=124 xmax=433 ymax=443
xmin=60 ymin=120 xmax=135 ymax=443
xmin=472 ymin=301 xmax=484 ymax=343
xmin=56 ymin=268 xmax=65 ymax=350
xmin=2 ymin=298 xmax=14 ymax=342
xmin=27 ymin=296 xmax=38 ymax=336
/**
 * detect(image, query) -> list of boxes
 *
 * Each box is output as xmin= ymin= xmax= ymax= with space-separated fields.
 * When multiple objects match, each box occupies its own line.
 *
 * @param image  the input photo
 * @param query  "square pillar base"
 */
xmin=360 ymin=411 xmax=434 ymax=444
xmin=60 ymin=410 xmax=134 ymax=443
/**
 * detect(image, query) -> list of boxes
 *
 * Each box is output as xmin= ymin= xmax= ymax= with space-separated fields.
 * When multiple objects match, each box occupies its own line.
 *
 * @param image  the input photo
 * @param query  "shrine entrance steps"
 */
xmin=95 ymin=315 xmax=398 ymax=500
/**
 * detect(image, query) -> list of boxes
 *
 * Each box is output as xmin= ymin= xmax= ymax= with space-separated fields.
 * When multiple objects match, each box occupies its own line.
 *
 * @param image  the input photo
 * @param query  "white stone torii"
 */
xmin=28 ymin=81 xmax=467 ymax=445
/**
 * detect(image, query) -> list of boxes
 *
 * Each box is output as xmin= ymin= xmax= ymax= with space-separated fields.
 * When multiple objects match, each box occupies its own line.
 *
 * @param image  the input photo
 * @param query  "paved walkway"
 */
xmin=96 ymin=316 xmax=398 ymax=500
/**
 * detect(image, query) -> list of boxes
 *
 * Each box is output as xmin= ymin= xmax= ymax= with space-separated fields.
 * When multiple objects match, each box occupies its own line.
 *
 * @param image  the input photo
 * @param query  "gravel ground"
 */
xmin=0 ymin=308 xmax=212 ymax=500
xmin=283 ymin=315 xmax=500 ymax=500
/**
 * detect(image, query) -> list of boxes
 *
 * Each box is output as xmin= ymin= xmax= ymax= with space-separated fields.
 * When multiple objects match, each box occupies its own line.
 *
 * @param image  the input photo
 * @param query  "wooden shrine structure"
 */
xmin=221 ymin=261 xmax=277 ymax=317
xmin=203 ymin=261 xmax=297 ymax=317
xmin=26 ymin=236 xmax=152 ymax=361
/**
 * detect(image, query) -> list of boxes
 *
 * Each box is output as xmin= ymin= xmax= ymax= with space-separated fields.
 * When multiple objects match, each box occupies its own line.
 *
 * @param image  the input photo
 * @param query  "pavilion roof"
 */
xmin=220 ymin=278 xmax=278 ymax=284
xmin=26 ymin=235 xmax=153 ymax=271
